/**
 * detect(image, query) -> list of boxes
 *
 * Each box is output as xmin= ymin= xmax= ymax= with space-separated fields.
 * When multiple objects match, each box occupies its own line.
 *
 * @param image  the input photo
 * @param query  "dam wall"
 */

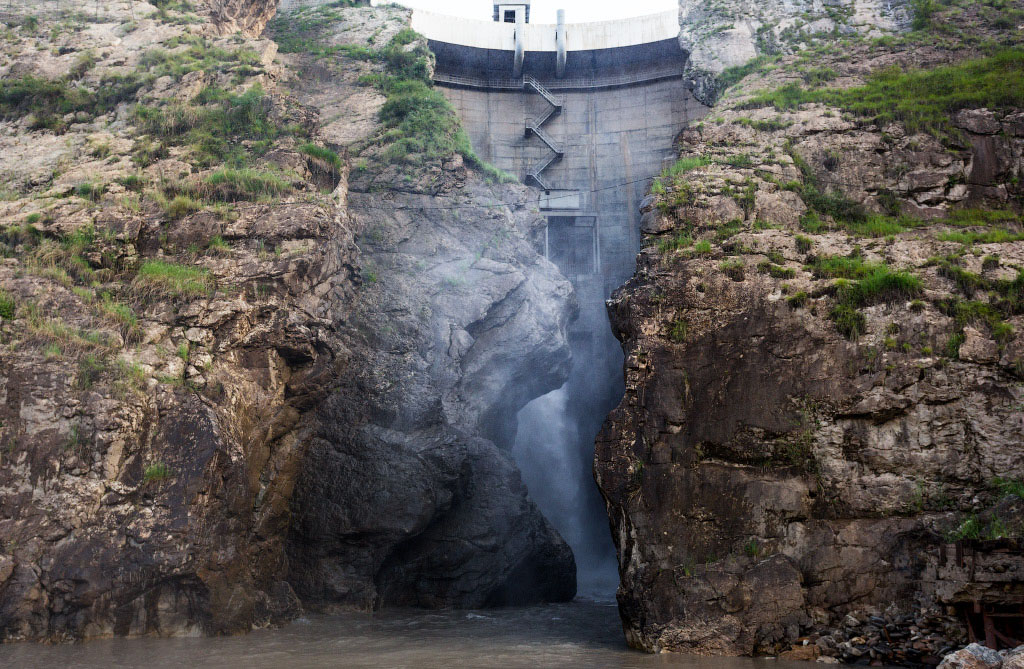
xmin=417 ymin=7 xmax=708 ymax=594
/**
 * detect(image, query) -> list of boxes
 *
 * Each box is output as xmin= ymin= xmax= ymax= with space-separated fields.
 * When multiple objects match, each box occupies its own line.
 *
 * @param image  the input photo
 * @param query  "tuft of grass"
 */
xmin=757 ymin=261 xmax=796 ymax=279
xmin=76 ymin=354 xmax=106 ymax=390
xmin=831 ymin=304 xmax=867 ymax=340
xmin=818 ymin=256 xmax=923 ymax=339
xmin=994 ymin=477 xmax=1024 ymax=499
xmin=143 ymin=462 xmax=172 ymax=483
xmin=716 ymin=55 xmax=778 ymax=95
xmin=0 ymin=290 xmax=15 ymax=319
xmin=134 ymin=260 xmax=213 ymax=298
xmin=945 ymin=332 xmax=965 ymax=358
xmin=98 ymin=293 xmax=141 ymax=341
xmin=669 ymin=318 xmax=688 ymax=343
xmin=203 ymin=168 xmax=292 ymax=201
xmin=787 ymin=291 xmax=809 ymax=308
xmin=938 ymin=229 xmax=1024 ymax=245
xmin=795 ymin=235 xmax=813 ymax=254
xmin=207 ymin=235 xmax=231 ymax=254
xmin=719 ymin=259 xmax=746 ymax=281
xmin=298 ymin=142 xmax=342 ymax=170
xmin=658 ymin=232 xmax=693 ymax=253
xmin=662 ymin=156 xmax=710 ymax=180
xmin=834 ymin=267 xmax=924 ymax=308
xmin=132 ymin=84 xmax=284 ymax=168
xmin=693 ymin=240 xmax=712 ymax=255
xmin=161 ymin=194 xmax=202 ymax=219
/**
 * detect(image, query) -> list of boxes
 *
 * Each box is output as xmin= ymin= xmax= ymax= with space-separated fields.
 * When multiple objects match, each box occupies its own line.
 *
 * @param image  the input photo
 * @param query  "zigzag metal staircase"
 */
xmin=523 ymin=75 xmax=564 ymax=190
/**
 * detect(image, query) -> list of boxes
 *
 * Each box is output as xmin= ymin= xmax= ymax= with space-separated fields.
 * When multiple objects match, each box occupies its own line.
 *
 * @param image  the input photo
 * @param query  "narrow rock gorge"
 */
xmin=0 ymin=0 xmax=1020 ymax=664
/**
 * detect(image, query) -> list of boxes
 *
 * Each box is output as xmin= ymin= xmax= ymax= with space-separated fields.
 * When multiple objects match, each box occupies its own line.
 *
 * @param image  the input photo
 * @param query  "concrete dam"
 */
xmin=413 ymin=3 xmax=708 ymax=594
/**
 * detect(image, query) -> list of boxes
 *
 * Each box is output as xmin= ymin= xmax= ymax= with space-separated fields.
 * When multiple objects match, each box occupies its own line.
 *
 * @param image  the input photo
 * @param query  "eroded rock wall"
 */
xmin=0 ymin=0 xmax=577 ymax=640
xmin=600 ymin=0 xmax=1024 ymax=659
xmin=287 ymin=168 xmax=577 ymax=610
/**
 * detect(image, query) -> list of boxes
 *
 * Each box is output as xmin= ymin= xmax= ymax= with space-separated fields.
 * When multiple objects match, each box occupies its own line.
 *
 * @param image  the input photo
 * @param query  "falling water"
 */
xmin=512 ymin=308 xmax=625 ymax=599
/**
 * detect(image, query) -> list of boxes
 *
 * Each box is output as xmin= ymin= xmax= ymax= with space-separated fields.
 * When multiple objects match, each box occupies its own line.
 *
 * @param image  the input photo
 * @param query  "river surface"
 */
xmin=0 ymin=600 xmax=817 ymax=669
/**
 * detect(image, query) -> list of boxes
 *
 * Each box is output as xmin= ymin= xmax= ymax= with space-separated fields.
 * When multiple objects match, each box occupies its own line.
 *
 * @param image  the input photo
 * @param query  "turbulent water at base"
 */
xmin=0 ymin=602 xmax=814 ymax=668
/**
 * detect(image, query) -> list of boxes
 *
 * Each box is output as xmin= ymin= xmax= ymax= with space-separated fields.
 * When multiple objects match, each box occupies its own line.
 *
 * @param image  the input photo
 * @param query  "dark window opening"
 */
xmin=547 ymin=216 xmax=596 ymax=277
xmin=504 ymin=10 xmax=516 ymax=22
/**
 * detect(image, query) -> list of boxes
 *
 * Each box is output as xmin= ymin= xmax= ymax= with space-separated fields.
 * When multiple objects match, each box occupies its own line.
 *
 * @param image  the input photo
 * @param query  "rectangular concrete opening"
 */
xmin=546 ymin=216 xmax=597 ymax=278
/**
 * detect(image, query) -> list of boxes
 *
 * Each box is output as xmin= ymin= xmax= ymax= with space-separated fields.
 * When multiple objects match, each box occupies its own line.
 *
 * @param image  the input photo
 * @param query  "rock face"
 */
xmin=938 ymin=643 xmax=1017 ymax=669
xmin=204 ymin=0 xmax=279 ymax=37
xmin=0 ymin=0 xmax=576 ymax=641
xmin=287 ymin=171 xmax=578 ymax=610
xmin=678 ymin=0 xmax=912 ymax=104
xmin=599 ymin=0 xmax=1024 ymax=658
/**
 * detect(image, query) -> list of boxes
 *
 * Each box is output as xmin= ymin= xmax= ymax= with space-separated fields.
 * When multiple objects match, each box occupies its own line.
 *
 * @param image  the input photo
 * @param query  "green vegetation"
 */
xmin=207 ymin=235 xmax=230 ymax=254
xmin=950 ymin=511 xmax=1018 ymax=541
xmin=203 ymin=168 xmax=292 ymax=201
xmin=812 ymin=253 xmax=923 ymax=339
xmin=657 ymin=232 xmax=693 ymax=253
xmin=669 ymin=318 xmax=688 ymax=343
xmin=139 ymin=40 xmax=263 ymax=82
xmin=757 ymin=261 xmax=796 ymax=279
xmin=831 ymin=304 xmax=868 ymax=339
xmin=716 ymin=218 xmax=743 ymax=241
xmin=143 ymin=462 xmax=172 ymax=483
xmin=716 ymin=55 xmax=778 ymax=94
xmin=266 ymin=1 xmax=366 ymax=54
xmin=994 ymin=477 xmax=1024 ymax=499
xmin=834 ymin=267 xmax=923 ymax=308
xmin=0 ymin=290 xmax=15 ymax=319
xmin=355 ymin=30 xmax=511 ymax=180
xmin=945 ymin=331 xmax=965 ymax=358
xmin=298 ymin=142 xmax=342 ymax=170
xmin=787 ymin=291 xmax=809 ymax=308
xmin=660 ymin=156 xmax=710 ymax=180
xmin=134 ymin=260 xmax=213 ymax=297
xmin=938 ymin=229 xmax=1024 ymax=245
xmin=719 ymin=258 xmax=746 ymax=281
xmin=744 ymin=49 xmax=1024 ymax=139
xmin=132 ymin=84 xmax=285 ymax=168
xmin=736 ymin=116 xmax=792 ymax=132
xmin=795 ymin=235 xmax=813 ymax=253
xmin=0 ymin=72 xmax=146 ymax=132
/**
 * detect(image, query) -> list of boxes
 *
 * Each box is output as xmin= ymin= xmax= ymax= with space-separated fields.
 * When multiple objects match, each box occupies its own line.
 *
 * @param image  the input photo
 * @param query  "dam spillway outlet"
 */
xmin=415 ymin=4 xmax=709 ymax=596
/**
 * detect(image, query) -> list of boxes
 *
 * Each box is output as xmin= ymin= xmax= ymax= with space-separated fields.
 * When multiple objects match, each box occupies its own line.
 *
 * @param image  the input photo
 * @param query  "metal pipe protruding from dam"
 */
xmin=514 ymin=11 xmax=525 ymax=77
xmin=555 ymin=9 xmax=566 ymax=78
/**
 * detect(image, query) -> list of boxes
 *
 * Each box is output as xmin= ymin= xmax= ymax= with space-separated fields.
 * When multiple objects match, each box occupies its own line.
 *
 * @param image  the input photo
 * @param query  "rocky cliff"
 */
xmin=0 ymin=0 xmax=574 ymax=640
xmin=600 ymin=0 xmax=1024 ymax=662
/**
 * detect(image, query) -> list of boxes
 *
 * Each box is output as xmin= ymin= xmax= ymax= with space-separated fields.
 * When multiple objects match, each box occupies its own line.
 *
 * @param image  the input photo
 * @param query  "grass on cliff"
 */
xmin=266 ymin=1 xmax=368 ymax=54
xmin=0 ymin=73 xmax=146 ymax=132
xmin=356 ymin=30 xmax=514 ymax=181
xmin=743 ymin=48 xmax=1024 ymax=139
xmin=814 ymin=253 xmax=924 ymax=339
xmin=0 ymin=39 xmax=263 ymax=133
xmin=134 ymin=260 xmax=214 ymax=298
xmin=132 ymin=84 xmax=285 ymax=168
xmin=298 ymin=142 xmax=343 ymax=170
